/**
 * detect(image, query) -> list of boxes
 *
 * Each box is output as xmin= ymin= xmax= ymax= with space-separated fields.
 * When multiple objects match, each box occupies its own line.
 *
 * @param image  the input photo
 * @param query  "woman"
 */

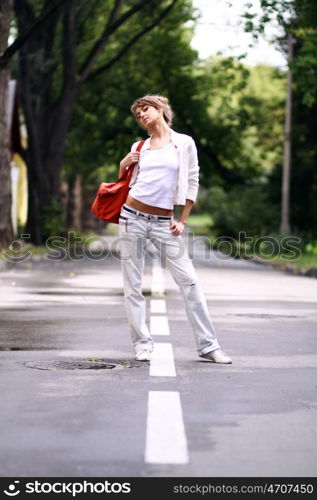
xmin=118 ymin=94 xmax=232 ymax=364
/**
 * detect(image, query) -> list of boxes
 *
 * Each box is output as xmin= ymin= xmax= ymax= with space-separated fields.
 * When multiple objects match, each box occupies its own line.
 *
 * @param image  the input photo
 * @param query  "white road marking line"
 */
xmin=150 ymin=299 xmax=166 ymax=314
xmin=151 ymin=261 xmax=165 ymax=295
xmin=147 ymin=263 xmax=188 ymax=464
xmin=145 ymin=391 xmax=189 ymax=464
xmin=150 ymin=315 xmax=170 ymax=336
xmin=150 ymin=343 xmax=176 ymax=377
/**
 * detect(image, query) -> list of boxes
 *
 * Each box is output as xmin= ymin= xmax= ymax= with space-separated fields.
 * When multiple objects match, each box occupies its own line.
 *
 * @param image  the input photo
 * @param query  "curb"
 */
xmin=239 ymin=254 xmax=317 ymax=279
xmin=203 ymin=238 xmax=317 ymax=280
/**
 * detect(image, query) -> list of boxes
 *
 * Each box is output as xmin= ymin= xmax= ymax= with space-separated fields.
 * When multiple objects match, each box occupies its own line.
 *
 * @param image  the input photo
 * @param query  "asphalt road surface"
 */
xmin=0 ymin=236 xmax=316 ymax=477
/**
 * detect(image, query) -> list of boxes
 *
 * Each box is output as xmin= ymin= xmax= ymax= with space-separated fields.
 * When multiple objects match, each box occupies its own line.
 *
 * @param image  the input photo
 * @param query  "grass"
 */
xmin=187 ymin=214 xmax=214 ymax=227
xmin=0 ymin=230 xmax=100 ymax=262
xmin=186 ymin=210 xmax=317 ymax=272
xmin=208 ymin=238 xmax=317 ymax=271
xmin=187 ymin=214 xmax=213 ymax=236
xmin=271 ymin=252 xmax=317 ymax=270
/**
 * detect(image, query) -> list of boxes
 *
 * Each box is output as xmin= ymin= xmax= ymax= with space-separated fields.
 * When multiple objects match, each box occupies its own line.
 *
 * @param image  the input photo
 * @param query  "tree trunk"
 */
xmin=66 ymin=173 xmax=83 ymax=231
xmin=23 ymin=85 xmax=79 ymax=243
xmin=0 ymin=0 xmax=14 ymax=248
xmin=280 ymin=32 xmax=293 ymax=235
xmin=15 ymin=0 xmax=79 ymax=243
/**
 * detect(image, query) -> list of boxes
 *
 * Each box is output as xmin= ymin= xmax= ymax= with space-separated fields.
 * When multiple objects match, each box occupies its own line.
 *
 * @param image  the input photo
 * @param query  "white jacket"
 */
xmin=129 ymin=129 xmax=199 ymax=205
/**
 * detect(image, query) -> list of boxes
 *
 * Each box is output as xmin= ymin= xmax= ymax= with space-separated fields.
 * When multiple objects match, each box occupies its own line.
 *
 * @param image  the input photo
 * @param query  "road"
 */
xmin=0 ymin=235 xmax=316 ymax=477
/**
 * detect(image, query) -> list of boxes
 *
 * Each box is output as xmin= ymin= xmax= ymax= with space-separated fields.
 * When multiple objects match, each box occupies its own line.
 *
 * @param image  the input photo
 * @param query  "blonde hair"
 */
xmin=131 ymin=94 xmax=174 ymax=127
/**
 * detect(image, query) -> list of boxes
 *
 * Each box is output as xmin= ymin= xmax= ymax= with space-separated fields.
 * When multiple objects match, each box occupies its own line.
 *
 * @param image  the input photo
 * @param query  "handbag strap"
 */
xmin=119 ymin=139 xmax=145 ymax=181
xmin=136 ymin=139 xmax=145 ymax=152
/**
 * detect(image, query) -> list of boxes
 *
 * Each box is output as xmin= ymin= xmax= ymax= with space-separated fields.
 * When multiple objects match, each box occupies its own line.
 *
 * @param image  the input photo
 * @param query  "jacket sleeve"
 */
xmin=186 ymin=137 xmax=199 ymax=202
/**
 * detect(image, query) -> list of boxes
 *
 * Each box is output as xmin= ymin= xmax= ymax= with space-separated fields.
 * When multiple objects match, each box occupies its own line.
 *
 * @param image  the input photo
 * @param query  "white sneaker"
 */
xmin=135 ymin=350 xmax=151 ymax=361
xmin=199 ymin=349 xmax=232 ymax=364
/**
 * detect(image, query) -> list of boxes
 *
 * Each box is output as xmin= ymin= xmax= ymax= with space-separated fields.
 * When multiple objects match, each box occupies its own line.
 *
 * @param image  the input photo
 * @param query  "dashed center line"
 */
xmin=151 ymin=261 xmax=165 ymax=295
xmin=145 ymin=391 xmax=189 ymax=464
xmin=150 ymin=315 xmax=170 ymax=336
xmin=150 ymin=342 xmax=176 ymax=377
xmin=145 ymin=262 xmax=188 ymax=465
xmin=150 ymin=299 xmax=166 ymax=314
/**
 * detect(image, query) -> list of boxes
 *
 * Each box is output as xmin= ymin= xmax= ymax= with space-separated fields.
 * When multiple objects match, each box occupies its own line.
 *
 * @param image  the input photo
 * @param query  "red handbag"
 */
xmin=91 ymin=140 xmax=145 ymax=224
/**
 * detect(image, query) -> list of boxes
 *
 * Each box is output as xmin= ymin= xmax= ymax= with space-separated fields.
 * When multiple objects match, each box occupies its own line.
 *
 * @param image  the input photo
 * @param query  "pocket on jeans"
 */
xmin=119 ymin=217 xmax=129 ymax=236
xmin=119 ymin=215 xmax=137 ymax=237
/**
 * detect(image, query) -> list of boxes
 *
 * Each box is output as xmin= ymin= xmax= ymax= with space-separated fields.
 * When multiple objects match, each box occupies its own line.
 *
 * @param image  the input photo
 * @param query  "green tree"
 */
xmin=241 ymin=0 xmax=317 ymax=239
xmin=61 ymin=2 xmax=289 ymax=240
xmin=0 ymin=0 xmax=73 ymax=247
xmin=63 ymin=6 xmax=249 ymax=230
xmin=12 ymin=0 xmax=178 ymax=243
xmin=64 ymin=43 xmax=286 ymax=237
xmin=192 ymin=61 xmax=285 ymax=238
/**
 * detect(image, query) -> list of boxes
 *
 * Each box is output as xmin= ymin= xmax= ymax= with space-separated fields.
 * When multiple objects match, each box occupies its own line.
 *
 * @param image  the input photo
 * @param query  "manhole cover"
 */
xmin=24 ymin=358 xmax=145 ymax=371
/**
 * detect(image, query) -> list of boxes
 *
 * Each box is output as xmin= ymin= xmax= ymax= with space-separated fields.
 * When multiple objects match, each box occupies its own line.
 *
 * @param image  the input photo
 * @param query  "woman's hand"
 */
xmin=170 ymin=220 xmax=185 ymax=236
xmin=120 ymin=151 xmax=140 ymax=170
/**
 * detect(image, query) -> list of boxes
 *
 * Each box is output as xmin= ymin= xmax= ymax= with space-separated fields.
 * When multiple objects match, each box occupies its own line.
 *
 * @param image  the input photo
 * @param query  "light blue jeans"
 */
xmin=118 ymin=204 xmax=220 ymax=355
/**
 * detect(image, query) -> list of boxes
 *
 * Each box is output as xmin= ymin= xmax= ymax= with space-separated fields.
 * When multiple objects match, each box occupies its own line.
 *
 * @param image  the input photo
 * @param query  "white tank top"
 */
xmin=129 ymin=142 xmax=179 ymax=209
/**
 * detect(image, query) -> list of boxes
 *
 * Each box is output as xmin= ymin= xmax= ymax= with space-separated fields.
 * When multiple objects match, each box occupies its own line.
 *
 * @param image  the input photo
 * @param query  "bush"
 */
xmin=197 ymin=184 xmax=280 ymax=239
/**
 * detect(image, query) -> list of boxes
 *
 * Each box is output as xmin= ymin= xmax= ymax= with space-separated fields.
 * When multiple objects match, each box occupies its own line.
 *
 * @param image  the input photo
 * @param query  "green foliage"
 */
xmin=197 ymin=184 xmax=280 ymax=239
xmin=241 ymin=0 xmax=317 ymax=108
xmin=240 ymin=0 xmax=317 ymax=240
xmin=41 ymin=197 xmax=65 ymax=239
xmin=64 ymin=0 xmax=199 ymax=184
xmin=293 ymin=27 xmax=317 ymax=108
xmin=15 ymin=0 xmax=315 ymax=243
xmin=197 ymin=60 xmax=285 ymax=182
xmin=65 ymin=47 xmax=286 ymax=198
xmin=62 ymin=1 xmax=290 ymax=241
xmin=305 ymin=241 xmax=317 ymax=256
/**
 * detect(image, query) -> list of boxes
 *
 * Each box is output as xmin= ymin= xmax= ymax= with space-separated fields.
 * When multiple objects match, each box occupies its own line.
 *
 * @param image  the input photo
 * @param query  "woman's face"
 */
xmin=135 ymin=104 xmax=163 ymax=129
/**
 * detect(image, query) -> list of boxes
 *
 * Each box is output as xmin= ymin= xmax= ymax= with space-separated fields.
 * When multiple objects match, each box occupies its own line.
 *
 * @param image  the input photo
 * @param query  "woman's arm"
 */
xmin=179 ymin=199 xmax=194 ymax=224
xmin=119 ymin=150 xmax=140 ymax=177
xmin=170 ymin=199 xmax=194 ymax=236
xmin=119 ymin=141 xmax=142 ymax=177
xmin=170 ymin=137 xmax=199 ymax=236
